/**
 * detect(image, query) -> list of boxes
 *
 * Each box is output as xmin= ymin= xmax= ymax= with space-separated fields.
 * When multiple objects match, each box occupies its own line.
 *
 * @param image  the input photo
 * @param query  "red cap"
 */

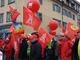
xmin=21 ymin=35 xmax=28 ymax=39
xmin=29 ymin=34 xmax=38 ymax=40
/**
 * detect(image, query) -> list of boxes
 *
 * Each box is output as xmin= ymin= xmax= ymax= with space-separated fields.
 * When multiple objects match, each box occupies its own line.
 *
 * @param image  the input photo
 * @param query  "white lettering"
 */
xmin=27 ymin=14 xmax=33 ymax=24
xmin=40 ymin=33 xmax=46 ymax=42
xmin=28 ymin=2 xmax=33 ymax=7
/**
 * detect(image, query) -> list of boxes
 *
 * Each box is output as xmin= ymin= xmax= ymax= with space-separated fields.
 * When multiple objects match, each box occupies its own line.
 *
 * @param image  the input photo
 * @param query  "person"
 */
xmin=45 ymin=35 xmax=59 ymax=60
xmin=18 ymin=36 xmax=28 ymax=60
xmin=58 ymin=33 xmax=74 ymax=60
xmin=72 ymin=29 xmax=80 ymax=60
xmin=51 ymin=35 xmax=60 ymax=60
xmin=3 ymin=34 xmax=13 ymax=60
xmin=29 ymin=32 xmax=42 ymax=60
xmin=45 ymin=39 xmax=53 ymax=60
xmin=58 ymin=34 xmax=69 ymax=60
xmin=58 ymin=34 xmax=66 ymax=59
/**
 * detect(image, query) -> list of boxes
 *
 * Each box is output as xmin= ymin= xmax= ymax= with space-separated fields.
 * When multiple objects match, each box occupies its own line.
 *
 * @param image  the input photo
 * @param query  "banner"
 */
xmin=8 ymin=24 xmax=14 ymax=32
xmin=23 ymin=7 xmax=41 ymax=31
xmin=13 ymin=22 xmax=24 ymax=34
xmin=66 ymin=22 xmax=79 ymax=40
xmin=38 ymin=28 xmax=53 ymax=48
xmin=62 ymin=26 xmax=66 ymax=33
xmin=10 ymin=31 xmax=19 ymax=60
xmin=9 ymin=6 xmax=20 ymax=22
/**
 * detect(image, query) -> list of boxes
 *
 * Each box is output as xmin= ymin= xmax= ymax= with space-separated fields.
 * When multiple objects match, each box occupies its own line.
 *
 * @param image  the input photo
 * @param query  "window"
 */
xmin=71 ymin=3 xmax=75 ymax=9
xmin=66 ymin=0 xmax=69 ymax=5
xmin=63 ymin=9 xmax=67 ymax=15
xmin=39 ymin=0 xmax=43 ymax=5
xmin=73 ymin=14 xmax=75 ymax=20
xmin=78 ymin=15 xmax=80 ymax=20
xmin=1 ymin=0 xmax=5 ymax=7
xmin=8 ymin=0 xmax=15 ymax=4
xmin=0 ymin=13 xmax=4 ymax=23
xmin=77 ymin=6 xmax=79 ymax=12
xmin=63 ymin=9 xmax=72 ymax=18
xmin=66 ymin=11 xmax=70 ymax=17
xmin=63 ymin=22 xmax=67 ymax=27
xmin=53 ymin=4 xmax=60 ymax=13
xmin=77 ymin=22 xmax=80 ymax=28
xmin=69 ymin=12 xmax=71 ymax=18
xmin=55 ymin=20 xmax=61 ymax=27
xmin=6 ymin=12 xmax=12 ymax=22
xmin=36 ymin=12 xmax=42 ymax=21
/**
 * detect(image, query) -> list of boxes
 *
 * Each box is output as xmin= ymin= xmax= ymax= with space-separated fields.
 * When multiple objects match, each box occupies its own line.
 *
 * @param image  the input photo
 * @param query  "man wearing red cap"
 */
xmin=29 ymin=32 xmax=42 ymax=60
xmin=18 ymin=36 xmax=28 ymax=60
xmin=58 ymin=33 xmax=73 ymax=60
xmin=1 ymin=35 xmax=13 ymax=60
xmin=72 ymin=29 xmax=80 ymax=60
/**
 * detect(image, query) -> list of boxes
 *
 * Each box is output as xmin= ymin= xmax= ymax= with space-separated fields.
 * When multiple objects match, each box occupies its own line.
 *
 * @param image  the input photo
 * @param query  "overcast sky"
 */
xmin=77 ymin=0 xmax=80 ymax=3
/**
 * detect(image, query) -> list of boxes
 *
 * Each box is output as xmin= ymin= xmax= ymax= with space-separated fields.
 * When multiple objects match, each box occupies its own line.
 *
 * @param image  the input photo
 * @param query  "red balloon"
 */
xmin=49 ymin=20 xmax=58 ymax=30
xmin=50 ymin=30 xmax=56 ymax=35
xmin=27 ymin=0 xmax=40 ymax=13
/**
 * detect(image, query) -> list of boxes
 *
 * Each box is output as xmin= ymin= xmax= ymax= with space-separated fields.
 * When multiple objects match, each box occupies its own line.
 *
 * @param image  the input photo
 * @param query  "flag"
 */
xmin=10 ymin=31 xmax=16 ymax=47
xmin=23 ymin=6 xmax=33 ymax=26
xmin=66 ymin=22 xmax=79 ymax=40
xmin=38 ymin=28 xmax=53 ymax=48
xmin=32 ymin=14 xmax=41 ymax=31
xmin=61 ymin=26 xmax=66 ymax=33
xmin=9 ymin=6 xmax=20 ymax=22
xmin=23 ymin=7 xmax=41 ymax=31
xmin=9 ymin=6 xmax=15 ymax=12
xmin=13 ymin=22 xmax=24 ymax=34
xmin=8 ymin=24 xmax=14 ymax=32
xmin=10 ymin=31 xmax=19 ymax=60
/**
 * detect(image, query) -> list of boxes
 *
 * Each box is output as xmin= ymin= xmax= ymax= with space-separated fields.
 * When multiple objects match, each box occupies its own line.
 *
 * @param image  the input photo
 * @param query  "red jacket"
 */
xmin=4 ymin=42 xmax=13 ymax=58
xmin=0 ymin=40 xmax=4 ymax=49
xmin=58 ymin=39 xmax=67 ymax=59
xmin=60 ymin=39 xmax=73 ymax=60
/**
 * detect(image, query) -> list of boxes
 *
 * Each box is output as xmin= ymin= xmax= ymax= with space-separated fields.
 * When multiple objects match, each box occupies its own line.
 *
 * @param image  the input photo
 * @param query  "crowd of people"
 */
xmin=0 ymin=30 xmax=80 ymax=60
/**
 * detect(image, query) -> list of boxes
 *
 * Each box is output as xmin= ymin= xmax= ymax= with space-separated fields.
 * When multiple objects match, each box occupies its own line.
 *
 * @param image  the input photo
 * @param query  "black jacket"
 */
xmin=30 ymin=40 xmax=42 ymax=60
xmin=46 ymin=40 xmax=59 ymax=60
xmin=72 ymin=38 xmax=79 ymax=60
xmin=19 ymin=39 xmax=28 ymax=59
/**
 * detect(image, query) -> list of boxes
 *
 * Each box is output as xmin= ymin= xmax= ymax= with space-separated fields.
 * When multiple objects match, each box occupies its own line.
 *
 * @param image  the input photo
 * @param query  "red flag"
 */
xmin=10 ymin=31 xmax=19 ymax=60
xmin=8 ymin=24 xmax=14 ymax=32
xmin=9 ymin=6 xmax=20 ymax=22
xmin=62 ymin=26 xmax=66 ymax=33
xmin=9 ymin=6 xmax=15 ymax=12
xmin=10 ymin=31 xmax=16 ymax=47
xmin=66 ymin=22 xmax=79 ymax=40
xmin=32 ymin=14 xmax=41 ymax=31
xmin=38 ymin=28 xmax=53 ymax=48
xmin=23 ymin=7 xmax=41 ymax=31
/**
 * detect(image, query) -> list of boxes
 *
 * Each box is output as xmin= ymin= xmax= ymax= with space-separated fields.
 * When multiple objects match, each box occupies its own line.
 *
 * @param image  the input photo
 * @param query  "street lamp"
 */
xmin=61 ymin=0 xmax=64 ymax=27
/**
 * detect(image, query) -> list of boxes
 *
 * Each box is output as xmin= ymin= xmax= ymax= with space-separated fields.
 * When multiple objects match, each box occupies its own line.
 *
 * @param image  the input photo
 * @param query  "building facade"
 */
xmin=0 ymin=0 xmax=80 ymax=39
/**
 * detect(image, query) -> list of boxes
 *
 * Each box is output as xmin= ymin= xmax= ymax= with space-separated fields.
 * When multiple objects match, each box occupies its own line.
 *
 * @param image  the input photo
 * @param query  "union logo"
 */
xmin=70 ymin=25 xmax=79 ymax=30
